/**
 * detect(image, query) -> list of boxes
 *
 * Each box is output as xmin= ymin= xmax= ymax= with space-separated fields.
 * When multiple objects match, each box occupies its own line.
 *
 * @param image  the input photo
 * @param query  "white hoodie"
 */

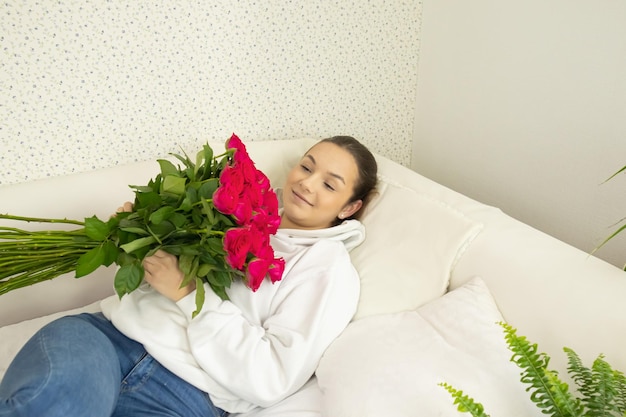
xmin=100 ymin=219 xmax=364 ymax=413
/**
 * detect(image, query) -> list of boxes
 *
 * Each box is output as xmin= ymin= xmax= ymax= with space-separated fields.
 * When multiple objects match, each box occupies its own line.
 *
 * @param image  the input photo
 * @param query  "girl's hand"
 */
xmin=142 ymin=250 xmax=196 ymax=302
xmin=110 ymin=201 xmax=134 ymax=219
xmin=116 ymin=201 xmax=134 ymax=213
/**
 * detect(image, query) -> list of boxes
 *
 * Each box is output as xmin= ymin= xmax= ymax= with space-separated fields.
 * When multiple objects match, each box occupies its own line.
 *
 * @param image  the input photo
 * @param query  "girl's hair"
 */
xmin=319 ymin=135 xmax=378 ymax=224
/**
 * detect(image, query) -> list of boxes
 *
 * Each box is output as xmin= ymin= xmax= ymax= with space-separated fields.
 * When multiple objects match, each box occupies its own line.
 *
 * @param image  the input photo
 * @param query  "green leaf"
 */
xmin=201 ymin=199 xmax=216 ymax=224
xmin=170 ymin=213 xmax=187 ymax=228
xmin=130 ymin=185 xmax=155 ymax=193
xmin=158 ymin=159 xmax=180 ymax=177
xmin=195 ymin=149 xmax=205 ymax=176
xmin=119 ymin=226 xmax=150 ymax=235
xmin=102 ymin=241 xmax=119 ymax=266
xmin=179 ymin=197 xmax=193 ymax=211
xmin=75 ymin=246 xmax=106 ymax=278
xmin=591 ymin=223 xmax=626 ymax=256
xmin=171 ymin=150 xmax=194 ymax=170
xmin=135 ymin=191 xmax=162 ymax=209
xmin=148 ymin=221 xmax=175 ymax=238
xmin=120 ymin=236 xmax=158 ymax=253
xmin=181 ymin=256 xmax=199 ymax=288
xmin=106 ymin=215 xmax=120 ymax=230
xmin=602 ymin=165 xmax=626 ymax=184
xmin=439 ymin=382 xmax=490 ymax=417
xmin=196 ymin=144 xmax=216 ymax=180
xmin=149 ymin=206 xmax=175 ymax=224
xmin=115 ymin=251 xmax=136 ymax=267
xmin=186 ymin=186 xmax=199 ymax=205
xmin=206 ymin=237 xmax=226 ymax=254
xmin=214 ymin=270 xmax=233 ymax=287
xmin=198 ymin=179 xmax=218 ymax=200
xmin=114 ymin=263 xmax=144 ymax=297
xmin=162 ymin=175 xmax=187 ymax=196
xmin=84 ymin=216 xmax=110 ymax=241
xmin=197 ymin=262 xmax=216 ymax=277
xmin=179 ymin=254 xmax=195 ymax=276
xmin=210 ymin=282 xmax=229 ymax=301
xmin=192 ymin=276 xmax=206 ymax=318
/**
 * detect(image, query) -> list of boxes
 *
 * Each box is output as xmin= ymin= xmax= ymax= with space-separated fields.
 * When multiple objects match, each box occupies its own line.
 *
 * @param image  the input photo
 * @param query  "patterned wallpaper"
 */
xmin=0 ymin=1 xmax=421 ymax=185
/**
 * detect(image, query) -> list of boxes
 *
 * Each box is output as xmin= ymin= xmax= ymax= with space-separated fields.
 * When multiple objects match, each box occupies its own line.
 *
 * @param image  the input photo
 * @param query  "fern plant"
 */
xmin=440 ymin=322 xmax=626 ymax=417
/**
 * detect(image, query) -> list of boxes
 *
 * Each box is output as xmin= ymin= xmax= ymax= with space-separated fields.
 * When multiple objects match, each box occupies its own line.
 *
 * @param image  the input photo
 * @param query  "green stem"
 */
xmin=0 ymin=248 xmax=94 ymax=254
xmin=0 ymin=231 xmax=86 ymax=240
xmin=145 ymin=224 xmax=163 ymax=244
xmin=0 ymin=248 xmax=94 ymax=259
xmin=0 ymin=257 xmax=79 ymax=295
xmin=0 ymin=214 xmax=85 ymax=226
xmin=0 ymin=242 xmax=88 ymax=250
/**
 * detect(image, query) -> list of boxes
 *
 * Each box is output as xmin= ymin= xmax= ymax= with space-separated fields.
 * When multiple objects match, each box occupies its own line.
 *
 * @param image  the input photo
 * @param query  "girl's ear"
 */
xmin=339 ymin=199 xmax=363 ymax=219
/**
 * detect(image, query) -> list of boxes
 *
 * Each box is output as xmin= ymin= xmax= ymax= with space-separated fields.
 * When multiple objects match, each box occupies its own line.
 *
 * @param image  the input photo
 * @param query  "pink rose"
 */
xmin=227 ymin=134 xmax=253 ymax=165
xmin=249 ymin=209 xmax=268 ymax=232
xmin=232 ymin=198 xmax=253 ymax=225
xmin=238 ymin=159 xmax=258 ymax=185
xmin=268 ymin=258 xmax=285 ymax=283
xmin=251 ymin=242 xmax=273 ymax=261
xmin=245 ymin=247 xmax=284 ymax=290
xmin=246 ymin=258 xmax=269 ymax=292
xmin=219 ymin=165 xmax=245 ymax=191
xmin=247 ymin=226 xmax=269 ymax=256
xmin=255 ymin=170 xmax=271 ymax=192
xmin=223 ymin=227 xmax=252 ymax=270
xmin=213 ymin=184 xmax=239 ymax=215
xmin=244 ymin=182 xmax=263 ymax=208
xmin=262 ymin=189 xmax=280 ymax=234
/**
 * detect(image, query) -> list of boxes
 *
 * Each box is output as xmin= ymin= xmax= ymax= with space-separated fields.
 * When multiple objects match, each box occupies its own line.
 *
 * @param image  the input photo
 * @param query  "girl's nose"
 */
xmin=299 ymin=176 xmax=313 ymax=193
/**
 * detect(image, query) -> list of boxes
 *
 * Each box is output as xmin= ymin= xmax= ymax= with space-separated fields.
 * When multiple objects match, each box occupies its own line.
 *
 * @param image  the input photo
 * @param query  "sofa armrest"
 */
xmin=451 ymin=204 xmax=626 ymax=376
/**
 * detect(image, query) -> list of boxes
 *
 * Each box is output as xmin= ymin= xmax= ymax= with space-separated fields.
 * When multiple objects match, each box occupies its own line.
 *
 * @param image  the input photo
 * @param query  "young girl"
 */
xmin=0 ymin=136 xmax=378 ymax=417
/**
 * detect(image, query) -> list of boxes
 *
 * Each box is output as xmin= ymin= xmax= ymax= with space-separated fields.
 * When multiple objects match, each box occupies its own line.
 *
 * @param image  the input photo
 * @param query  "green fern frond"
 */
xmin=544 ymin=370 xmax=585 ymax=417
xmin=613 ymin=369 xmax=626 ymax=413
xmin=500 ymin=322 xmax=572 ymax=417
xmin=586 ymin=355 xmax=623 ymax=416
xmin=439 ymin=382 xmax=491 ymax=417
xmin=565 ymin=347 xmax=594 ymax=398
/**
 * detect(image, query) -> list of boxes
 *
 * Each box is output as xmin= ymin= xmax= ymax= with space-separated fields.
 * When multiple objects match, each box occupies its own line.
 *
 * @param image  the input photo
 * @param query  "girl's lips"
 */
xmin=292 ymin=190 xmax=313 ymax=206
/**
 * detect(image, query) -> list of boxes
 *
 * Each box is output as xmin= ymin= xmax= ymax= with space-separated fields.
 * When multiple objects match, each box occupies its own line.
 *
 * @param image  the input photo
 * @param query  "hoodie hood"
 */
xmin=274 ymin=219 xmax=366 ymax=252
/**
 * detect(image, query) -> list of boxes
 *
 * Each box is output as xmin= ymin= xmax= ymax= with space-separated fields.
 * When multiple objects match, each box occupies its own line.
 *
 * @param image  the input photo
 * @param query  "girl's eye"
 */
xmin=324 ymin=183 xmax=336 ymax=191
xmin=300 ymin=164 xmax=311 ymax=173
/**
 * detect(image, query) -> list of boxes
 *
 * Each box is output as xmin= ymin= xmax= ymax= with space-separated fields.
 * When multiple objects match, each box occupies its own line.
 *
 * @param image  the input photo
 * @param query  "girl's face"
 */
xmin=280 ymin=142 xmax=363 ymax=230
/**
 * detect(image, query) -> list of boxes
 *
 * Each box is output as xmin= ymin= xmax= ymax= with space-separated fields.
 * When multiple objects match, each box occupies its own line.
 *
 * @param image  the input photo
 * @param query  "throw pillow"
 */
xmin=316 ymin=277 xmax=542 ymax=416
xmin=350 ymin=176 xmax=482 ymax=320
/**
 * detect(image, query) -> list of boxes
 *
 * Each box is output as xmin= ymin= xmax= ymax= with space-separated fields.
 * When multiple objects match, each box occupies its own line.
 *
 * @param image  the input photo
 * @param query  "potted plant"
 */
xmin=440 ymin=322 xmax=626 ymax=417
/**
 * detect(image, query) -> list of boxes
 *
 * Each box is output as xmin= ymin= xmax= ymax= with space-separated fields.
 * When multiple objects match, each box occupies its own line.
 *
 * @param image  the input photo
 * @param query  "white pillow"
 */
xmin=316 ymin=277 xmax=543 ymax=417
xmin=350 ymin=177 xmax=482 ymax=320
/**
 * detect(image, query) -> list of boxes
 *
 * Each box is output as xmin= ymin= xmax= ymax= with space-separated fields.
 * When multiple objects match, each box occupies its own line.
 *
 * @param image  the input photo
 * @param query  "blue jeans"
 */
xmin=0 ymin=313 xmax=228 ymax=417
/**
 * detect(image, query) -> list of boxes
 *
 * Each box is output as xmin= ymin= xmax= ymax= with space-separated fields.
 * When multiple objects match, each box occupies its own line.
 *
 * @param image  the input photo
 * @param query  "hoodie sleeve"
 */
xmin=176 ymin=239 xmax=360 ymax=408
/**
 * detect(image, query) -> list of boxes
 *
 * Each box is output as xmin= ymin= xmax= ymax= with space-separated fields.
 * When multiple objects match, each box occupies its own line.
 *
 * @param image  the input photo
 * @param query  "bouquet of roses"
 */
xmin=0 ymin=134 xmax=285 ymax=317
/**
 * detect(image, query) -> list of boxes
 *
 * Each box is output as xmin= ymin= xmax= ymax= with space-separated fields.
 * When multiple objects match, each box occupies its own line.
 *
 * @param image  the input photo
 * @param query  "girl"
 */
xmin=0 ymin=136 xmax=378 ymax=417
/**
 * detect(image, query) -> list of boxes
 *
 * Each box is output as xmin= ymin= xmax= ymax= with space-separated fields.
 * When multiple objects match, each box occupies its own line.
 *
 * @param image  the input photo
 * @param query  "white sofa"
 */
xmin=1 ymin=138 xmax=625 ymax=416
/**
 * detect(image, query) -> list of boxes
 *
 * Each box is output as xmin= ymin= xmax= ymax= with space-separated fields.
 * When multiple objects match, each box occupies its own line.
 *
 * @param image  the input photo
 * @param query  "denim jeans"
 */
xmin=0 ymin=313 xmax=228 ymax=417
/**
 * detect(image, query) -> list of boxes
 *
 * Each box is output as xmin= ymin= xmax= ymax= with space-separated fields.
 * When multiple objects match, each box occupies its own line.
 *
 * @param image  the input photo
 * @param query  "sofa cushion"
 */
xmin=350 ymin=176 xmax=482 ymax=320
xmin=316 ymin=277 xmax=542 ymax=417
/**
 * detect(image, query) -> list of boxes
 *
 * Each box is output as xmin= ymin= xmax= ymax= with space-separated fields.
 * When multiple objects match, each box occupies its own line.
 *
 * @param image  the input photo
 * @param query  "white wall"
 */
xmin=0 ymin=1 xmax=421 ymax=185
xmin=412 ymin=0 xmax=626 ymax=268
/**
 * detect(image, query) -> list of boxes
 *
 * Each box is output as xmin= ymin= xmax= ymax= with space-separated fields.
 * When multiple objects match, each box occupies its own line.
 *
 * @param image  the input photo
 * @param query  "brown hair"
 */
xmin=319 ymin=136 xmax=378 ymax=224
